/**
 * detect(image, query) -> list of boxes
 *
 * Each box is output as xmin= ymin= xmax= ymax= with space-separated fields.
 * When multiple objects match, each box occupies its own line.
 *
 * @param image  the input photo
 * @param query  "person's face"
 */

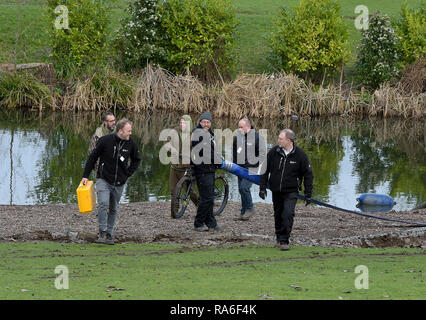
xmin=104 ymin=115 xmax=116 ymax=131
xmin=118 ymin=123 xmax=132 ymax=141
xmin=180 ymin=118 xmax=188 ymax=132
xmin=278 ymin=132 xmax=291 ymax=149
xmin=238 ymin=120 xmax=250 ymax=134
xmin=200 ymin=119 xmax=211 ymax=130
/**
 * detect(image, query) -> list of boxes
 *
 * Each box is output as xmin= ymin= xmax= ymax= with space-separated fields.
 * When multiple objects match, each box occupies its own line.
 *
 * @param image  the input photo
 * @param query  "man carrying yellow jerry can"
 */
xmin=80 ymin=119 xmax=141 ymax=245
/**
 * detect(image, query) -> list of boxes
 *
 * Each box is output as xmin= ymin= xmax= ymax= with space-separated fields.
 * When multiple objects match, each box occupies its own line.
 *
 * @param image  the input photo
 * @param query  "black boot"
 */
xmin=95 ymin=230 xmax=106 ymax=244
xmin=105 ymin=233 xmax=114 ymax=245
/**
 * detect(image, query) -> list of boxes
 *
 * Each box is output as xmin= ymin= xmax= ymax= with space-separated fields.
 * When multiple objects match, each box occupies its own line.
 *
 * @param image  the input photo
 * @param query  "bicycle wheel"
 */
xmin=213 ymin=175 xmax=229 ymax=216
xmin=172 ymin=176 xmax=194 ymax=219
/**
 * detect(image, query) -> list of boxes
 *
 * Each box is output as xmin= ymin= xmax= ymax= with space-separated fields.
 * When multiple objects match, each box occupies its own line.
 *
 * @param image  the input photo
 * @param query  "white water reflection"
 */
xmin=0 ymin=129 xmax=47 ymax=205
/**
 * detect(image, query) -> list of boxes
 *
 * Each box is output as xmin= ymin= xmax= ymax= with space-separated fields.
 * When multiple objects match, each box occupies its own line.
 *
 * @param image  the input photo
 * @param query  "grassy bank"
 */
xmin=0 ymin=242 xmax=424 ymax=300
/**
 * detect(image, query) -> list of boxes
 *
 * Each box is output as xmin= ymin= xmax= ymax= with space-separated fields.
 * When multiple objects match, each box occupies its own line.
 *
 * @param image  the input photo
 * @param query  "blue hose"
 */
xmin=220 ymin=160 xmax=426 ymax=227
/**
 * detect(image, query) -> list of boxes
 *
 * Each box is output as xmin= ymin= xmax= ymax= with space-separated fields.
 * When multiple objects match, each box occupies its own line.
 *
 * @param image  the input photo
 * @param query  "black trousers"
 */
xmin=272 ymin=191 xmax=298 ymax=244
xmin=194 ymin=173 xmax=217 ymax=228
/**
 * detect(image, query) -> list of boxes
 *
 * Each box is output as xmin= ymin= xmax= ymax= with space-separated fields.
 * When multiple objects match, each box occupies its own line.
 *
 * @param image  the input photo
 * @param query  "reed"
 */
xmin=216 ymin=73 xmax=300 ymax=119
xmin=0 ymin=71 xmax=55 ymax=110
xmin=2 ymin=64 xmax=423 ymax=119
xmin=133 ymin=65 xmax=209 ymax=114
xmin=371 ymin=84 xmax=426 ymax=118
xmin=397 ymin=57 xmax=426 ymax=95
xmin=61 ymin=68 xmax=135 ymax=111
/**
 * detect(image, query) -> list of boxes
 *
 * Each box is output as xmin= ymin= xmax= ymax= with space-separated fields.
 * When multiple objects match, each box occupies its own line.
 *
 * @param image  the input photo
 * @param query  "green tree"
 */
xmin=45 ymin=0 xmax=111 ymax=77
xmin=355 ymin=12 xmax=401 ymax=89
xmin=268 ymin=0 xmax=349 ymax=82
xmin=394 ymin=1 xmax=426 ymax=65
xmin=114 ymin=0 xmax=166 ymax=71
xmin=159 ymin=0 xmax=238 ymax=83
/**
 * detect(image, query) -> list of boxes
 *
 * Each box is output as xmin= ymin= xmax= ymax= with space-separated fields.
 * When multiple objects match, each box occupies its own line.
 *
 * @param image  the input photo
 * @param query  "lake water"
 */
xmin=0 ymin=109 xmax=424 ymax=212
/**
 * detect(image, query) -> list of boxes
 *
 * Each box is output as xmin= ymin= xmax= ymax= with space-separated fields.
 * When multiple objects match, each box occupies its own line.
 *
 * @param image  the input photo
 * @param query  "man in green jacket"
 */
xmin=169 ymin=115 xmax=198 ymax=217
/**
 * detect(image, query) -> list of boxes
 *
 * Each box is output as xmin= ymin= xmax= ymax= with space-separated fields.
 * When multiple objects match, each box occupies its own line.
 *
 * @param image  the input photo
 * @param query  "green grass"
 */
xmin=0 ymin=0 xmax=422 ymax=75
xmin=0 ymin=242 xmax=424 ymax=300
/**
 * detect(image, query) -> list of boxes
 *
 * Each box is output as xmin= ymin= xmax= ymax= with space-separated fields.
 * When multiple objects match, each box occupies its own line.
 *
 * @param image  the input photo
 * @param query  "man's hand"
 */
xmin=259 ymin=189 xmax=267 ymax=200
xmin=305 ymin=195 xmax=312 ymax=206
xmin=81 ymin=178 xmax=88 ymax=185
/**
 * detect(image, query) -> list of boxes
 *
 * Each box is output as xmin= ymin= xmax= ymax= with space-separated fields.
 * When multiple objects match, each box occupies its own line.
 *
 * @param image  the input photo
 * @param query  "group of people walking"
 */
xmin=80 ymin=111 xmax=314 ymax=250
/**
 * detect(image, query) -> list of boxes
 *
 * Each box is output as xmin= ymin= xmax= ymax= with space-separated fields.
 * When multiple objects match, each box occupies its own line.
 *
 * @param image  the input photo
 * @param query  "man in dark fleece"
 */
xmin=81 ymin=118 xmax=141 ymax=245
xmin=259 ymin=129 xmax=313 ymax=251
xmin=191 ymin=111 xmax=222 ymax=232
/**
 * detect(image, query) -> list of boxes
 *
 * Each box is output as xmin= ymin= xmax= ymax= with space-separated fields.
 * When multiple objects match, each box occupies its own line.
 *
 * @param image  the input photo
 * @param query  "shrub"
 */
xmin=159 ymin=0 xmax=238 ymax=83
xmin=113 ymin=0 xmax=166 ymax=71
xmin=0 ymin=72 xmax=54 ymax=109
xmin=45 ymin=0 xmax=111 ymax=77
xmin=355 ymin=12 xmax=401 ymax=89
xmin=268 ymin=0 xmax=349 ymax=82
xmin=393 ymin=1 xmax=426 ymax=65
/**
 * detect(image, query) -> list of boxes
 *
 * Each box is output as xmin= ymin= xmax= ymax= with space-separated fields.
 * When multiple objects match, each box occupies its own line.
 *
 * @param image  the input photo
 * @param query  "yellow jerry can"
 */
xmin=76 ymin=180 xmax=96 ymax=214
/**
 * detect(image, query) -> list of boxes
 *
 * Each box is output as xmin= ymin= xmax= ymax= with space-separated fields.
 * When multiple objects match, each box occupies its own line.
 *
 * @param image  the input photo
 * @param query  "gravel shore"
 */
xmin=0 ymin=202 xmax=425 ymax=248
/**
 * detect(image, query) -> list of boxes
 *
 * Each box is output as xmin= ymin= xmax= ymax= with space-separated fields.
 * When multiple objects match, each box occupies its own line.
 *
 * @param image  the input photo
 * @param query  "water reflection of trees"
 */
xmin=349 ymin=119 xmax=425 ymax=202
xmin=1 ymin=109 xmax=424 ymax=205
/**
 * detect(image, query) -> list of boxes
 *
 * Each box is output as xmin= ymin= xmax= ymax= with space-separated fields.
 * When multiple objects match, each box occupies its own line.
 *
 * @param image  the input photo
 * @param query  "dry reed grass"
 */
xmin=397 ymin=57 xmax=426 ymax=95
xmin=130 ymin=65 xmax=424 ymax=119
xmin=61 ymin=69 xmax=135 ymax=111
xmin=372 ymin=84 xmax=425 ymax=118
xmin=5 ymin=64 xmax=422 ymax=119
xmin=133 ymin=65 xmax=209 ymax=114
xmin=216 ymin=73 xmax=303 ymax=119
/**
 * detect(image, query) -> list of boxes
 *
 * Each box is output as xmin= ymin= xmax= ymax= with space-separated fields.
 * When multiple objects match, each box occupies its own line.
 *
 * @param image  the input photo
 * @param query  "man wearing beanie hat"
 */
xmin=191 ymin=111 xmax=222 ymax=231
xmin=199 ymin=111 xmax=213 ymax=123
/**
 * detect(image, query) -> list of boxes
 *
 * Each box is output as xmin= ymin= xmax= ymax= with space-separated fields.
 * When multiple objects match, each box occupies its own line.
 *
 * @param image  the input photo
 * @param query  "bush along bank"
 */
xmin=2 ymin=0 xmax=424 ymax=117
xmin=0 ymin=62 xmax=424 ymax=119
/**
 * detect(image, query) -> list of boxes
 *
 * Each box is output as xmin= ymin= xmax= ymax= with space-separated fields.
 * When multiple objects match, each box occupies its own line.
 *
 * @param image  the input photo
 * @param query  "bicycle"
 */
xmin=171 ymin=168 xmax=229 ymax=219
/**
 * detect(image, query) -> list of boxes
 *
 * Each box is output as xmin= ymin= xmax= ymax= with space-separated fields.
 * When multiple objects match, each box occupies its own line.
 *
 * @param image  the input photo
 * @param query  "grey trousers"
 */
xmin=96 ymin=178 xmax=124 ymax=235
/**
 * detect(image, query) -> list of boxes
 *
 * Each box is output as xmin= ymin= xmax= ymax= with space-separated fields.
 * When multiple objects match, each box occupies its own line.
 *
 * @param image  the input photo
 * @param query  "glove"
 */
xmin=259 ymin=189 xmax=267 ymax=200
xmin=304 ymin=195 xmax=312 ymax=206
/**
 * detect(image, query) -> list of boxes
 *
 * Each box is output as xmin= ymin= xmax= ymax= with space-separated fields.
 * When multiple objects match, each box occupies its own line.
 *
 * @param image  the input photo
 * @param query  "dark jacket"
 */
xmin=260 ymin=144 xmax=313 ymax=196
xmin=83 ymin=133 xmax=142 ymax=186
xmin=87 ymin=125 xmax=113 ymax=172
xmin=190 ymin=124 xmax=221 ymax=176
xmin=232 ymin=129 xmax=265 ymax=169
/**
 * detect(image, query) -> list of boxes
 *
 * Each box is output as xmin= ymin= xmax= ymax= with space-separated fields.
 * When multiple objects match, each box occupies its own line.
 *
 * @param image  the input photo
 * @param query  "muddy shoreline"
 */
xmin=0 ymin=202 xmax=425 ymax=248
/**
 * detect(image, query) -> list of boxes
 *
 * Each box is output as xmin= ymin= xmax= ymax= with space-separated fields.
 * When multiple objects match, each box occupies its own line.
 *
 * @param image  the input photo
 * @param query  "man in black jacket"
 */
xmin=232 ymin=118 xmax=266 ymax=220
xmin=81 ymin=118 xmax=141 ymax=244
xmin=191 ymin=111 xmax=222 ymax=232
xmin=259 ymin=129 xmax=313 ymax=251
